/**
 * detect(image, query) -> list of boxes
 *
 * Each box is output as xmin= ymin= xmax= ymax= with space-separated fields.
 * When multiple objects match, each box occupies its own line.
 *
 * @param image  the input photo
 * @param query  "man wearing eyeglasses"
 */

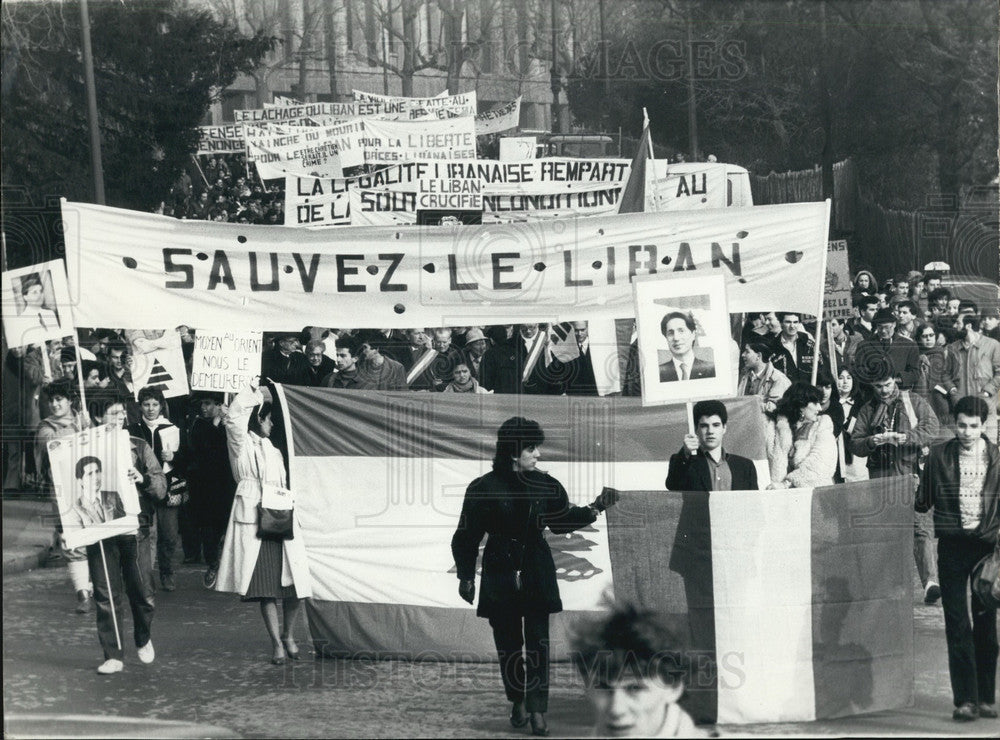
xmin=303 ymin=339 xmax=336 ymax=387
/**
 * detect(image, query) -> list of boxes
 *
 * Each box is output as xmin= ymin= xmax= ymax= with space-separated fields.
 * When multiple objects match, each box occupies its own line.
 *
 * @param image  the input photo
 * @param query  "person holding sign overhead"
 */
xmin=657 ymin=312 xmax=715 ymax=383
xmin=216 ymin=380 xmax=312 ymax=665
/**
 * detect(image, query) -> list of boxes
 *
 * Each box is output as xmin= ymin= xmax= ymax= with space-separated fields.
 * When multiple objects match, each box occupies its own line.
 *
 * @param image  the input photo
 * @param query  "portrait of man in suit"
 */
xmin=657 ymin=311 xmax=716 ymax=383
xmin=66 ymin=455 xmax=125 ymax=529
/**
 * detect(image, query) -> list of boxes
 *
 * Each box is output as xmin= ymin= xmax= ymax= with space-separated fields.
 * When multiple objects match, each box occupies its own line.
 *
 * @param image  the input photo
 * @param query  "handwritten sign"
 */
xmin=190 ymin=330 xmax=264 ymax=392
xmin=824 ymin=240 xmax=852 ymax=320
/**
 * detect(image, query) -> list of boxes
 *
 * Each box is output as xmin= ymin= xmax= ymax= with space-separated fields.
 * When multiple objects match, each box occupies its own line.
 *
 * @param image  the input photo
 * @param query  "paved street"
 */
xmin=2 ymin=561 xmax=997 ymax=738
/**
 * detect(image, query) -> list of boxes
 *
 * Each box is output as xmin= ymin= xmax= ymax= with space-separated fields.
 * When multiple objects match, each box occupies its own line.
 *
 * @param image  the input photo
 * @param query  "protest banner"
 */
xmin=647 ymin=162 xmax=730 ymax=210
xmin=284 ymin=158 xmax=631 ymax=227
xmin=360 ymin=117 xmax=477 ymax=164
xmin=190 ymin=329 xmax=264 ymax=392
xmin=479 ymin=188 xmax=621 ymax=222
xmin=352 ymin=90 xmax=476 ymax=120
xmin=48 ymin=424 xmax=140 ymax=550
xmin=63 ymin=198 xmax=831 ymax=330
xmin=245 ymin=121 xmax=362 ymax=178
xmin=235 ymin=100 xmax=404 ymax=125
xmin=2 ymin=259 xmax=74 ymax=349
xmin=196 ymin=125 xmax=246 ymax=155
xmin=475 ymin=97 xmax=521 ymax=135
xmin=347 ymin=162 xmax=484 ymax=225
xmin=824 ymin=239 xmax=853 ymax=320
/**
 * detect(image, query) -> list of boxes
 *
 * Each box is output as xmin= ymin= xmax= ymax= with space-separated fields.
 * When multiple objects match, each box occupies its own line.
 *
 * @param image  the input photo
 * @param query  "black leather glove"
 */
xmin=591 ymin=486 xmax=620 ymax=512
xmin=458 ymin=579 xmax=476 ymax=604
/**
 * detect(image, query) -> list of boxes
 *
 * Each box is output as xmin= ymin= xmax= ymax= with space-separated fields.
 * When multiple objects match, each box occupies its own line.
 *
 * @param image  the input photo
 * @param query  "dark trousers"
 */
xmin=154 ymin=503 xmax=179 ymax=577
xmin=179 ymin=500 xmax=201 ymax=561
xmin=938 ymin=536 xmax=998 ymax=706
xmin=86 ymin=532 xmax=155 ymax=660
xmin=489 ymin=613 xmax=550 ymax=713
xmin=200 ymin=515 xmax=228 ymax=569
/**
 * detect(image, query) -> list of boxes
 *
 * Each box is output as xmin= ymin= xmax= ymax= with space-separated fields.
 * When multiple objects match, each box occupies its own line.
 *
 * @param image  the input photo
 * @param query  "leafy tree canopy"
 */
xmin=2 ymin=0 xmax=276 ymax=213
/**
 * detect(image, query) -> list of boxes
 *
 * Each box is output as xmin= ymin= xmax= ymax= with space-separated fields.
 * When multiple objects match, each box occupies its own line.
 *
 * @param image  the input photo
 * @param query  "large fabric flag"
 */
xmin=276 ymin=387 xmax=912 ymax=724
xmin=616 ymin=123 xmax=650 ymax=214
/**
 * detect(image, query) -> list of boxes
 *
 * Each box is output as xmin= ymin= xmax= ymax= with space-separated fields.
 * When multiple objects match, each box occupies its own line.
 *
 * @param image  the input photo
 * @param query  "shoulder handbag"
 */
xmin=971 ymin=541 xmax=1000 ymax=610
xmin=252 ymin=444 xmax=294 ymax=541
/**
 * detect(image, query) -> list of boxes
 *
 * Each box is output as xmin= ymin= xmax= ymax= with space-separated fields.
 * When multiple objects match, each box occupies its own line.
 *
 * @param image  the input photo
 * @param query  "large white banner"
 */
xmin=284 ymin=158 xmax=631 ymax=227
xmin=235 ymin=100 xmax=401 ymax=125
xmin=63 ymin=199 xmax=830 ymax=329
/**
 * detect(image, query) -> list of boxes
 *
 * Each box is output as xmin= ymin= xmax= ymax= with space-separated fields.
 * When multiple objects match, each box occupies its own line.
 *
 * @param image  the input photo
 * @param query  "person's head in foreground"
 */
xmin=572 ymin=603 xmax=698 ymax=738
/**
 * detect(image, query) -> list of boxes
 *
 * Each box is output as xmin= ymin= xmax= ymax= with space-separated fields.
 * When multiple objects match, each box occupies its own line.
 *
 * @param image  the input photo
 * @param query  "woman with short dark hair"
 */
xmin=216 ymin=381 xmax=312 ymax=665
xmin=451 ymin=417 xmax=619 ymax=736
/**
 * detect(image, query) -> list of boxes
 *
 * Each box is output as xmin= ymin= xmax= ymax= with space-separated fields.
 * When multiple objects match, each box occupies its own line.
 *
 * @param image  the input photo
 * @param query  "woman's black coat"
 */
xmin=451 ymin=468 xmax=597 ymax=618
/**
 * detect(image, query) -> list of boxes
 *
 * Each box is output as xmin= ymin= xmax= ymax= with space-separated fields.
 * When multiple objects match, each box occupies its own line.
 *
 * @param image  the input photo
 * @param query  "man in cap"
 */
xmin=853 ymin=308 xmax=922 ymax=393
xmin=260 ymin=331 xmax=310 ymax=385
xmin=980 ymin=307 xmax=1000 ymax=342
xmin=461 ymin=328 xmax=490 ymax=382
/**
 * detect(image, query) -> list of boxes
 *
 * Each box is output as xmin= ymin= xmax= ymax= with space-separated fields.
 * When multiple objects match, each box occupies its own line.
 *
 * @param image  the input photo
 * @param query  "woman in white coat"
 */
xmin=216 ymin=382 xmax=312 ymax=664
xmin=765 ymin=381 xmax=838 ymax=489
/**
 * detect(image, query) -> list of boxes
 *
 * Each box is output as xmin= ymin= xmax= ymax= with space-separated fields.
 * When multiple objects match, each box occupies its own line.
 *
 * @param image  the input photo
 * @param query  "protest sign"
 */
xmin=633 ymin=274 xmax=734 ymax=405
xmin=196 ymin=125 xmax=246 ymax=155
xmin=352 ymin=90 xmax=476 ymax=120
xmin=2 ymin=260 xmax=74 ymax=349
xmin=824 ymin=239 xmax=853 ymax=320
xmin=64 ymin=198 xmax=831 ymax=330
xmin=647 ymin=162 xmax=730 ymax=210
xmin=360 ymin=117 xmax=477 ymax=164
xmin=190 ymin=330 xmax=264 ymax=392
xmin=475 ymin=97 xmax=521 ymax=135
xmin=245 ymin=121 xmax=361 ymax=178
xmin=125 ymin=330 xmax=190 ymax=399
xmin=49 ymin=424 xmax=140 ymax=550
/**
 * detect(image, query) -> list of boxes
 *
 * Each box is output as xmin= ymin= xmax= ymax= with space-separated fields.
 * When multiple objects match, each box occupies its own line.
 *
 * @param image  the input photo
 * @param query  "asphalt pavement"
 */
xmin=2 ymin=495 xmax=998 ymax=738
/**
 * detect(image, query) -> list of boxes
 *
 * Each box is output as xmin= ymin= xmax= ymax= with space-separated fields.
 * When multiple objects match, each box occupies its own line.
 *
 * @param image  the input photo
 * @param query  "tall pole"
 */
xmin=599 ymin=0 xmax=609 ymax=99
xmin=79 ymin=0 xmax=106 ymax=205
xmin=685 ymin=2 xmax=699 ymax=161
xmin=381 ymin=26 xmax=389 ymax=95
xmin=550 ymin=0 xmax=561 ymax=133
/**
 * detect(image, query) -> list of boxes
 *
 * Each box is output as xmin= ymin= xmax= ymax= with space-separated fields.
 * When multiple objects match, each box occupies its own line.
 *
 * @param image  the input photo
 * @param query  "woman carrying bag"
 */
xmin=216 ymin=380 xmax=311 ymax=665
xmin=451 ymin=416 xmax=619 ymax=737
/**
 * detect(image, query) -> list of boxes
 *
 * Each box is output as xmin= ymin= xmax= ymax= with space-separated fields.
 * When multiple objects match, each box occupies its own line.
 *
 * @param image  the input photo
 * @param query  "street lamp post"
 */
xmin=79 ymin=0 xmax=105 ymax=205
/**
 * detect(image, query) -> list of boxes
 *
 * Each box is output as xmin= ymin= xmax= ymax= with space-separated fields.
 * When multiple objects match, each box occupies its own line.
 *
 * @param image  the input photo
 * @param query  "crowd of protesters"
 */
xmin=156 ymin=154 xmax=285 ymax=225
xmin=2 ymin=264 xmax=997 ymax=717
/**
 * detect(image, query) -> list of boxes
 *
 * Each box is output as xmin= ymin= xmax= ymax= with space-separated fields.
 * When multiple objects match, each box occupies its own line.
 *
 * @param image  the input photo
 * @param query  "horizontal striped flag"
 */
xmin=276 ymin=386 xmax=911 ymax=723
xmin=607 ymin=482 xmax=914 ymax=724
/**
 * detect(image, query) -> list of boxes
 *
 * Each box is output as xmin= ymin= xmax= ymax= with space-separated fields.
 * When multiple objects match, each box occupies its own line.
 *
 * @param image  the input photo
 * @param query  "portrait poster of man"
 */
xmin=48 ymin=424 xmax=140 ymax=550
xmin=2 ymin=260 xmax=73 ymax=349
xmin=633 ymin=274 xmax=735 ymax=406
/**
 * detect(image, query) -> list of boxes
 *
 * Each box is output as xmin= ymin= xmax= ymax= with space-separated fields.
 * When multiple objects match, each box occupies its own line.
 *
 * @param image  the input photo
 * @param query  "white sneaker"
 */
xmin=137 ymin=640 xmax=155 ymax=664
xmin=97 ymin=658 xmax=124 ymax=674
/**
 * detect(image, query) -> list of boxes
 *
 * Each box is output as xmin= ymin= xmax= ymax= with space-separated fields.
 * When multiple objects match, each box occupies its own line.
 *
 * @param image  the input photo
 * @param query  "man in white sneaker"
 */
xmin=87 ymin=392 xmax=167 ymax=674
xmin=917 ymin=396 xmax=999 ymax=722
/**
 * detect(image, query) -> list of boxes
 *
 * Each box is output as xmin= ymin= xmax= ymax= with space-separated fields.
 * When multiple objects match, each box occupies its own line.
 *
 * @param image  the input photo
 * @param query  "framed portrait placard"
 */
xmin=633 ymin=273 xmax=735 ymax=407
xmin=48 ymin=424 xmax=141 ymax=550
xmin=2 ymin=260 xmax=74 ymax=349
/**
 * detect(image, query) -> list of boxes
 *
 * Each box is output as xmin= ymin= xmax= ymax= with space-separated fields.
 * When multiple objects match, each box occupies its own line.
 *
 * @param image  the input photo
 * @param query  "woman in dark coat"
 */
xmin=451 ymin=417 xmax=619 ymax=737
